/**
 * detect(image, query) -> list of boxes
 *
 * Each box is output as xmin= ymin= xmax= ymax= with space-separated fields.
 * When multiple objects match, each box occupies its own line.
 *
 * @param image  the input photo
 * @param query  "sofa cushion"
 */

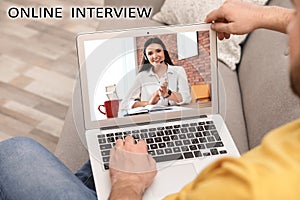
xmin=238 ymin=0 xmax=300 ymax=149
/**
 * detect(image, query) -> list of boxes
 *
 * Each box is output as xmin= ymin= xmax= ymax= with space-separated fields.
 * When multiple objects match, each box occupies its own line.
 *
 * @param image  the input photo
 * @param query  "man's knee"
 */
xmin=0 ymin=137 xmax=44 ymax=157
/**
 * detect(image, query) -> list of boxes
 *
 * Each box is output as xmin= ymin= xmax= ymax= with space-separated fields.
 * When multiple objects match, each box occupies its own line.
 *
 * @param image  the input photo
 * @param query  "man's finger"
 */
xmin=212 ymin=22 xmax=231 ymax=34
xmin=136 ymin=140 xmax=148 ymax=153
xmin=115 ymin=139 xmax=124 ymax=148
xmin=124 ymin=135 xmax=135 ymax=145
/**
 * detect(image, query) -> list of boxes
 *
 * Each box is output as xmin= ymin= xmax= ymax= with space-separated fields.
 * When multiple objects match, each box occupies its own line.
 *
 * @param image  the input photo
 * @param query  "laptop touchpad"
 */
xmin=150 ymin=163 xmax=197 ymax=199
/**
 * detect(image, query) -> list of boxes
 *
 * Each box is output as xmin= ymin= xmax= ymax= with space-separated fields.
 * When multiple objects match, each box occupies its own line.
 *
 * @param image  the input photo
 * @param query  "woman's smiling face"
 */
xmin=145 ymin=43 xmax=165 ymax=67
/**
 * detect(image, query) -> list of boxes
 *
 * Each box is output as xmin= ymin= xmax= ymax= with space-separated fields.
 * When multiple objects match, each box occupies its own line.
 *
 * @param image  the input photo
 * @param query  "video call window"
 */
xmin=84 ymin=30 xmax=212 ymax=121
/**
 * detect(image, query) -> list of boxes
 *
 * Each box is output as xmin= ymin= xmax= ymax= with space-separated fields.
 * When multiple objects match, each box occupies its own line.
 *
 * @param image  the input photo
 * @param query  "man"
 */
xmin=0 ymin=0 xmax=299 ymax=199
xmin=109 ymin=0 xmax=300 ymax=199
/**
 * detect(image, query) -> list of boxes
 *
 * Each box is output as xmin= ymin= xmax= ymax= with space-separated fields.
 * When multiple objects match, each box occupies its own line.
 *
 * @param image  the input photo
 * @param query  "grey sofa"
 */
xmin=55 ymin=0 xmax=300 ymax=173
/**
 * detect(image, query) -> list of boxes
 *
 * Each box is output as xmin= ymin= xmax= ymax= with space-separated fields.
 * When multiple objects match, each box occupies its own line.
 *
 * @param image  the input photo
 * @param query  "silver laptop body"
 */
xmin=76 ymin=23 xmax=240 ymax=200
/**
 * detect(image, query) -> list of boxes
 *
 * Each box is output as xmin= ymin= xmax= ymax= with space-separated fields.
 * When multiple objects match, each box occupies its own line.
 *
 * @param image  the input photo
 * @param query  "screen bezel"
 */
xmin=76 ymin=23 xmax=218 ymax=129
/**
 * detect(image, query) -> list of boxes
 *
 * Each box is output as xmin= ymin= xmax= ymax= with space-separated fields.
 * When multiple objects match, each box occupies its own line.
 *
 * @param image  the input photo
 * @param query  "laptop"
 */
xmin=76 ymin=23 xmax=240 ymax=199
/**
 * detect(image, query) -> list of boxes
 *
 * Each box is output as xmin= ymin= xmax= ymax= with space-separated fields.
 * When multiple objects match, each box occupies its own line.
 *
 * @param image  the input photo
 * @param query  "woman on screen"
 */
xmin=120 ymin=37 xmax=191 ymax=112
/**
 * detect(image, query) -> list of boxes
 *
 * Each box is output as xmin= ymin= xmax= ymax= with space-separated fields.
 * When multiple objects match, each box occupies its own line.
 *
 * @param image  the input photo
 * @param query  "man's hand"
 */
xmin=205 ymin=0 xmax=294 ymax=39
xmin=205 ymin=0 xmax=263 ymax=40
xmin=109 ymin=136 xmax=157 ymax=200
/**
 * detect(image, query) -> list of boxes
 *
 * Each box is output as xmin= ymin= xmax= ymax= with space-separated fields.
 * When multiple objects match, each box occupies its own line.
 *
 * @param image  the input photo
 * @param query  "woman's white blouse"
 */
xmin=120 ymin=65 xmax=191 ymax=111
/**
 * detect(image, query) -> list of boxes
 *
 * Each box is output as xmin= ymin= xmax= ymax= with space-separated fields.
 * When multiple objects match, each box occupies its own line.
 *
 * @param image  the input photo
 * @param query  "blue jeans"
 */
xmin=0 ymin=137 xmax=97 ymax=200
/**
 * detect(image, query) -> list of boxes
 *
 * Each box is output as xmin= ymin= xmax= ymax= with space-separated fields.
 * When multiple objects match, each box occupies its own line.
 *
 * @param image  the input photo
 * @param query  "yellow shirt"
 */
xmin=164 ymin=119 xmax=300 ymax=200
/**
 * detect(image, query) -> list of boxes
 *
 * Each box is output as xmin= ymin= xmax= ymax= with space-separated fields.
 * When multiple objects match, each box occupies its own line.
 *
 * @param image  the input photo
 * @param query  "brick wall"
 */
xmin=135 ymin=31 xmax=211 ymax=86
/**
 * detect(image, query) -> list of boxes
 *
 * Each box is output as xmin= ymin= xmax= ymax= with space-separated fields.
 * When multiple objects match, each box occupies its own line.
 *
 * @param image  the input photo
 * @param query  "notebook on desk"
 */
xmin=76 ymin=23 xmax=240 ymax=199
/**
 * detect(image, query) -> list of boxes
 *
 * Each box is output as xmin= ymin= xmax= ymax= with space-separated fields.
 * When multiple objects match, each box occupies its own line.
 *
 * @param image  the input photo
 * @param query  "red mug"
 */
xmin=98 ymin=100 xmax=119 ymax=118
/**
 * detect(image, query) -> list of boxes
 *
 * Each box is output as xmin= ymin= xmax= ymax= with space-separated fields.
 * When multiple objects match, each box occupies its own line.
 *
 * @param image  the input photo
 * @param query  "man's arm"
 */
xmin=205 ymin=0 xmax=294 ymax=40
xmin=109 ymin=136 xmax=157 ymax=200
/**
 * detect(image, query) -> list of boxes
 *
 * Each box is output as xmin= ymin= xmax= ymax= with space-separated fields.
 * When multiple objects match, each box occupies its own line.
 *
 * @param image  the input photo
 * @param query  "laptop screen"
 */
xmin=77 ymin=24 xmax=217 ymax=127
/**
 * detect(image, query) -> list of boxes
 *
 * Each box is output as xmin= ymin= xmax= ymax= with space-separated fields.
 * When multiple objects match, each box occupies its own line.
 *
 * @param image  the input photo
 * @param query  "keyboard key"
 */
xmin=165 ymin=126 xmax=173 ymax=129
xmin=175 ymin=141 xmax=183 ymax=146
xmin=156 ymin=149 xmax=164 ymax=155
xmin=198 ymin=122 xmax=205 ymax=125
xmin=211 ymin=132 xmax=221 ymax=141
xmin=204 ymin=125 xmax=216 ymax=130
xmin=132 ymin=134 xmax=140 ymax=140
xmin=149 ymin=128 xmax=156 ymax=131
xmin=141 ymin=129 xmax=148 ymax=133
xmin=164 ymin=148 xmax=172 ymax=154
xmin=203 ymin=131 xmax=210 ymax=136
xmin=205 ymin=142 xmax=224 ymax=148
xmin=203 ymin=152 xmax=211 ymax=156
xmin=183 ymin=152 xmax=194 ymax=159
xmin=199 ymin=137 xmax=207 ymax=143
xmin=180 ymin=128 xmax=188 ymax=133
xmin=123 ymin=131 xmax=131 ymax=135
xmin=97 ymin=134 xmax=105 ymax=138
xmin=146 ymin=138 xmax=154 ymax=144
xmin=115 ymin=132 xmax=123 ymax=136
xmin=181 ymin=146 xmax=189 ymax=152
xmin=98 ymin=138 xmax=106 ymax=144
xmin=207 ymin=136 xmax=215 ymax=142
xmin=164 ymin=130 xmax=172 ymax=135
xmin=189 ymin=145 xmax=197 ymax=151
xmin=173 ymin=147 xmax=181 ymax=153
xmin=104 ymin=164 xmax=109 ymax=170
xmin=172 ymin=129 xmax=180 ymax=134
xmin=187 ymin=133 xmax=194 ymax=138
xmin=195 ymin=132 xmax=203 ymax=137
xmin=190 ymin=123 xmax=197 ymax=126
xmin=219 ymin=150 xmax=227 ymax=154
xmin=100 ymin=144 xmax=112 ymax=150
xmin=174 ymin=125 xmax=181 ymax=128
xmin=101 ymin=150 xmax=110 ymax=157
xmin=162 ymin=136 xmax=170 ymax=141
xmin=194 ymin=151 xmax=202 ymax=157
xmin=166 ymin=142 xmax=175 ymax=147
xmin=182 ymin=124 xmax=189 ymax=127
xmin=183 ymin=139 xmax=191 ymax=145
xmin=170 ymin=135 xmax=179 ymax=140
xmin=210 ymin=148 xmax=219 ymax=155
xmin=140 ymin=133 xmax=148 ymax=139
xmin=157 ymin=127 xmax=164 ymax=130
xmin=148 ymin=150 xmax=156 ymax=156
xmin=150 ymin=144 xmax=158 ymax=149
xmin=197 ymin=144 xmax=206 ymax=149
xmin=158 ymin=143 xmax=166 ymax=148
xmin=188 ymin=127 xmax=196 ymax=132
xmin=157 ymin=131 xmax=164 ymax=136
xmin=197 ymin=126 xmax=204 ymax=131
xmin=149 ymin=132 xmax=156 ymax=137
xmin=153 ymin=153 xmax=183 ymax=162
xmin=102 ymin=156 xmax=110 ymax=163
xmin=106 ymin=133 xmax=114 ymax=137
xmin=132 ymin=130 xmax=140 ymax=134
xmin=179 ymin=134 xmax=187 ymax=139
xmin=107 ymin=137 xmax=115 ymax=143
xmin=154 ymin=137 xmax=162 ymax=143
xmin=191 ymin=138 xmax=199 ymax=144
xmin=206 ymin=121 xmax=214 ymax=124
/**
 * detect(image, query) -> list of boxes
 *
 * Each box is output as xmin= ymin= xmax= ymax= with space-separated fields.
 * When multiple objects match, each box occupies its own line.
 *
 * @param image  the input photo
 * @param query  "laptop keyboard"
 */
xmin=98 ymin=119 xmax=227 ymax=170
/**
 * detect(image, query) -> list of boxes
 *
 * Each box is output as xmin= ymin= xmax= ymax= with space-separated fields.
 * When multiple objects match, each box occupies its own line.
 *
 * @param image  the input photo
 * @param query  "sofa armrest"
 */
xmin=55 ymin=80 xmax=89 ymax=173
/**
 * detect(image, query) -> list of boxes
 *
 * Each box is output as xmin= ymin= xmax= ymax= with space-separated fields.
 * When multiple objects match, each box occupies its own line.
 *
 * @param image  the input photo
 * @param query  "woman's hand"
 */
xmin=158 ymin=81 xmax=168 ymax=98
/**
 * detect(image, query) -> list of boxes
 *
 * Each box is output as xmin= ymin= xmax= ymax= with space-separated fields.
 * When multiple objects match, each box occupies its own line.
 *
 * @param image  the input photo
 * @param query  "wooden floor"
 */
xmin=0 ymin=0 xmax=104 ymax=152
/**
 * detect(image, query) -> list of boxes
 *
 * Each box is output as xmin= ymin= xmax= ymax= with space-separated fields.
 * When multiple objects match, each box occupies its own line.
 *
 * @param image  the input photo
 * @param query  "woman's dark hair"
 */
xmin=139 ymin=37 xmax=174 ymax=73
